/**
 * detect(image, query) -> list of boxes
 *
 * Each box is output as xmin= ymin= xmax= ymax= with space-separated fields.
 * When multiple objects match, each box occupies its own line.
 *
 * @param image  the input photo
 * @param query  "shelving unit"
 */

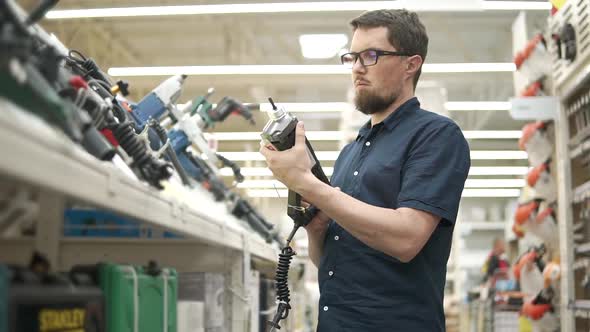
xmin=550 ymin=3 xmax=590 ymax=330
xmin=0 ymin=97 xmax=278 ymax=332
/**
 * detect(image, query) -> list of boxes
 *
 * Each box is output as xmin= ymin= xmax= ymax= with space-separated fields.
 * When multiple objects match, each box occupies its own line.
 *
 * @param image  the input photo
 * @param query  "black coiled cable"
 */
xmin=149 ymin=119 xmax=192 ymax=186
xmin=268 ymin=246 xmax=296 ymax=331
xmin=110 ymin=105 xmax=172 ymax=189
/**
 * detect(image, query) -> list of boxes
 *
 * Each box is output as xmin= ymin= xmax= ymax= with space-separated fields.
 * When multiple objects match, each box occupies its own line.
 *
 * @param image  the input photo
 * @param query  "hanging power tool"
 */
xmin=165 ymin=88 xmax=254 ymax=187
xmin=260 ymin=97 xmax=331 ymax=331
xmin=61 ymin=50 xmax=173 ymax=189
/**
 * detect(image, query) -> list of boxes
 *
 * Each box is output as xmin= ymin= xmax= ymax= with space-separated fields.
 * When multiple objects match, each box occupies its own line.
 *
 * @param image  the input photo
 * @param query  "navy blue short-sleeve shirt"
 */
xmin=317 ymin=97 xmax=470 ymax=332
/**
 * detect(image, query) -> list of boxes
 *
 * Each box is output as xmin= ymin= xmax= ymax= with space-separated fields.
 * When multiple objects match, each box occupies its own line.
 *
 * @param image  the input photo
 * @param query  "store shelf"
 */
xmin=570 ymin=138 xmax=590 ymax=159
xmin=0 ymin=98 xmax=277 ymax=263
xmin=573 ymin=180 xmax=590 ymax=204
xmin=576 ymin=242 xmax=590 ymax=256
xmin=570 ymin=127 xmax=590 ymax=150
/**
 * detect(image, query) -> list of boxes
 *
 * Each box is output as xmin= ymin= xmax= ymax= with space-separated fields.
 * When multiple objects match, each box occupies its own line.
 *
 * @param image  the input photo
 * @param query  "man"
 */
xmin=260 ymin=9 xmax=470 ymax=331
xmin=482 ymin=237 xmax=510 ymax=285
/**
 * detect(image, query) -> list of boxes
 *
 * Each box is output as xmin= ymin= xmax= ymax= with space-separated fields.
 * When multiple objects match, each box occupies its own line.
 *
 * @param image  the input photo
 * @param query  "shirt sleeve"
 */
xmin=397 ymin=121 xmax=470 ymax=225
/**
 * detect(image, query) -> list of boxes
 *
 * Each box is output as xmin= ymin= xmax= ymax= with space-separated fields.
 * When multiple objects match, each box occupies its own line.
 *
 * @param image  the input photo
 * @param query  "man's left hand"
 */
xmin=259 ymin=121 xmax=314 ymax=193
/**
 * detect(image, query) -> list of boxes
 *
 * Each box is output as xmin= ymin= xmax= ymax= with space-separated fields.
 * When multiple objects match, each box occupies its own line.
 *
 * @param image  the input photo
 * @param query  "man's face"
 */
xmin=349 ymin=26 xmax=407 ymax=115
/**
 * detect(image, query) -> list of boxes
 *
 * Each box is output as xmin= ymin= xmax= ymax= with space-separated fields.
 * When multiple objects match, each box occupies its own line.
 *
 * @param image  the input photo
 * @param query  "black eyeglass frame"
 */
xmin=340 ymin=49 xmax=413 ymax=67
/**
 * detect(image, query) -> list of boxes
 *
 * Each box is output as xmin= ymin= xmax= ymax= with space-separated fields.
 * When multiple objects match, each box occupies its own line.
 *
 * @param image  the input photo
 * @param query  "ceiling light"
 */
xmin=299 ymin=34 xmax=349 ymax=59
xmin=258 ymin=102 xmax=351 ymax=113
xmin=219 ymin=151 xmax=340 ymax=161
xmin=217 ymin=150 xmax=526 ymax=161
xmin=107 ymin=63 xmax=515 ymax=77
xmin=462 ymin=131 xmax=521 ymax=139
xmin=206 ymin=131 xmax=343 ymax=141
xmin=220 ymin=167 xmax=335 ymax=177
xmin=481 ymin=1 xmax=551 ymax=10
xmin=47 ymin=2 xmax=401 ymax=19
xmin=46 ymin=1 xmax=550 ymax=19
xmin=221 ymin=166 xmax=527 ymax=177
xmin=464 ymin=179 xmax=525 ymax=188
xmin=246 ymin=188 xmax=522 ymax=198
xmin=425 ymin=63 xmax=515 ymax=73
xmin=461 ymin=189 xmax=521 ymax=197
xmin=469 ymin=151 xmax=527 ymax=159
xmin=208 ymin=130 xmax=521 ymax=141
xmin=445 ymin=101 xmax=511 ymax=111
xmin=238 ymin=178 xmax=526 ymax=189
xmin=468 ymin=167 xmax=529 ymax=176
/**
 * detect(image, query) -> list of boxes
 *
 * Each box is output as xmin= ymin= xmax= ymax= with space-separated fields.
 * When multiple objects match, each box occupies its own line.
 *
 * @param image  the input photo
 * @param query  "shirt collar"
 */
xmin=356 ymin=97 xmax=420 ymax=140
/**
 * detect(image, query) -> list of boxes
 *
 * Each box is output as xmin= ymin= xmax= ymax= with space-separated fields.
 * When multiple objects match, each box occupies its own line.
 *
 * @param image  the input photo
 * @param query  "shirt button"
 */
xmin=329 ymin=271 xmax=334 ymax=276
xmin=323 ymin=306 xmax=329 ymax=312
xmin=365 ymin=141 xmax=371 ymax=146
xmin=334 ymin=235 xmax=339 ymax=241
xmin=353 ymin=171 xmax=358 ymax=176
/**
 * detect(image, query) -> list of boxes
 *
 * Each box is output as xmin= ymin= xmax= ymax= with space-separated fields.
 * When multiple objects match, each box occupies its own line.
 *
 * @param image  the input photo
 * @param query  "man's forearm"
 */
xmin=297 ymin=174 xmax=438 ymax=263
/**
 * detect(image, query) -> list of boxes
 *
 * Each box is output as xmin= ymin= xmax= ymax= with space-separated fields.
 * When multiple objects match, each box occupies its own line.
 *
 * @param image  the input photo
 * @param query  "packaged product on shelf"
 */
xmin=71 ymin=261 xmax=178 ymax=332
xmin=514 ymin=34 xmax=552 ymax=82
xmin=3 ymin=262 xmax=105 ymax=332
xmin=514 ymin=201 xmax=559 ymax=251
xmin=63 ymin=208 xmax=182 ymax=239
xmin=527 ymin=162 xmax=557 ymax=202
xmin=177 ymin=272 xmax=225 ymax=331
xmin=177 ymin=301 xmax=205 ymax=332
xmin=519 ymin=121 xmax=553 ymax=167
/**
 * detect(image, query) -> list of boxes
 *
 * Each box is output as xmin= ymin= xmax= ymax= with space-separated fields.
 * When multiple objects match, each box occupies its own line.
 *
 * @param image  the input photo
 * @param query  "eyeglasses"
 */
xmin=340 ymin=49 xmax=412 ymax=68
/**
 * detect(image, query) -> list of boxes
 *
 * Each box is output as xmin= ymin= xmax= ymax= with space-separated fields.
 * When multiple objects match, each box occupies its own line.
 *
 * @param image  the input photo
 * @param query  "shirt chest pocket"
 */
xmin=359 ymin=157 xmax=401 ymax=208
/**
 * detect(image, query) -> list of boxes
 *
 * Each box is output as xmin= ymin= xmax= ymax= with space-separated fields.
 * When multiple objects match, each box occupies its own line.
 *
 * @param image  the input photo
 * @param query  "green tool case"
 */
xmin=98 ymin=262 xmax=178 ymax=332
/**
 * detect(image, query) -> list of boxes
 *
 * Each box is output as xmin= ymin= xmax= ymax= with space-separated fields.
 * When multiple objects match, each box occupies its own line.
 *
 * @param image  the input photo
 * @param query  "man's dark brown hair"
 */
xmin=350 ymin=9 xmax=428 ymax=90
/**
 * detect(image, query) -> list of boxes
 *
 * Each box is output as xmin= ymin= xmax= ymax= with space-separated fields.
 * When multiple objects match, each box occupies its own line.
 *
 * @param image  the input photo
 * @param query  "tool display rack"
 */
xmin=549 ymin=1 xmax=590 ymax=330
xmin=0 ymin=97 xmax=278 ymax=332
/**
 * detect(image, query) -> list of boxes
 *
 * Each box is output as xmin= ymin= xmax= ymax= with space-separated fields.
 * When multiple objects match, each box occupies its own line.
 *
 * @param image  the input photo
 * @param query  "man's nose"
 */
xmin=352 ymin=57 xmax=366 ymax=75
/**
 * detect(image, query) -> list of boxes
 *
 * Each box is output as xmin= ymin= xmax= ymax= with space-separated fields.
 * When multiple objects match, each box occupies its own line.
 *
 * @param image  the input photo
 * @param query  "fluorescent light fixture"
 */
xmin=47 ymin=2 xmax=401 ymax=19
xmin=469 ymin=151 xmax=527 ymax=160
xmin=208 ymin=131 xmax=520 ymax=141
xmin=259 ymin=102 xmax=350 ymax=113
xmin=461 ymin=189 xmax=521 ymax=197
xmin=246 ymin=188 xmax=522 ymax=198
xmin=299 ymin=34 xmax=348 ymax=59
xmin=218 ymin=150 xmax=526 ymax=161
xmin=469 ymin=167 xmax=529 ymax=176
xmin=481 ymin=1 xmax=551 ymax=10
xmin=220 ymin=167 xmax=335 ymax=177
xmin=221 ymin=166 xmax=527 ymax=177
xmin=464 ymin=179 xmax=525 ymax=188
xmin=219 ymin=151 xmax=340 ymax=161
xmin=206 ymin=131 xmax=343 ymax=141
xmin=462 ymin=131 xmax=521 ymax=139
xmin=46 ymin=1 xmax=550 ymax=19
xmin=445 ymin=101 xmax=511 ymax=111
xmin=107 ymin=63 xmax=515 ymax=77
xmin=424 ymin=63 xmax=515 ymax=73
xmin=239 ymin=178 xmax=526 ymax=189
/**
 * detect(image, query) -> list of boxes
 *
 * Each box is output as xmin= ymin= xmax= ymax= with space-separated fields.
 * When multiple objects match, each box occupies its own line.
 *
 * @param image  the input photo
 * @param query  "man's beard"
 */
xmin=354 ymin=90 xmax=397 ymax=115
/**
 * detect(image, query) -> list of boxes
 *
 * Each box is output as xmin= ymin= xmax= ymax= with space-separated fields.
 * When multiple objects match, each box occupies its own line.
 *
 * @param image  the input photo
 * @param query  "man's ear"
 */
xmin=406 ymin=55 xmax=423 ymax=76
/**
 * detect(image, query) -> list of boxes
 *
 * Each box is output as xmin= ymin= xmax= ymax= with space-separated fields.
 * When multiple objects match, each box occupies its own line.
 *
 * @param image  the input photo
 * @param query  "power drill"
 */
xmin=167 ymin=89 xmax=254 ymax=187
xmin=261 ymin=97 xmax=330 ymax=331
